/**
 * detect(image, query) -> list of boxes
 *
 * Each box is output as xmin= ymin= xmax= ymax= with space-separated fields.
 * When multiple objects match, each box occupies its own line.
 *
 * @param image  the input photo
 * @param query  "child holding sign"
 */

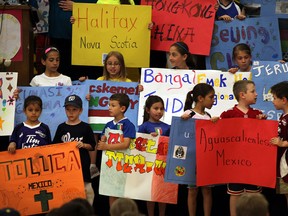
xmin=220 ymin=80 xmax=267 ymax=216
xmin=181 ymin=83 xmax=216 ymax=216
xmin=138 ymin=95 xmax=170 ymax=216
xmin=228 ymin=43 xmax=252 ymax=74
xmin=97 ymin=93 xmax=136 ymax=206
xmin=8 ymin=96 xmax=52 ymax=153
xmin=53 ymin=95 xmax=96 ymax=205
xmin=270 ymin=81 xmax=288 ymax=208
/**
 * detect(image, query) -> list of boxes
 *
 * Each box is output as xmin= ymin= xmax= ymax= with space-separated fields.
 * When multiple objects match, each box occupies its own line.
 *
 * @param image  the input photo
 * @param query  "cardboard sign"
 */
xmin=252 ymin=60 xmax=288 ymax=120
xmin=196 ymin=118 xmax=278 ymax=188
xmin=99 ymin=131 xmax=178 ymax=204
xmin=72 ymin=3 xmax=151 ymax=67
xmin=142 ymin=0 xmax=217 ymax=55
xmin=206 ymin=17 xmax=282 ymax=71
xmin=0 ymin=72 xmax=18 ymax=136
xmin=0 ymin=142 xmax=85 ymax=215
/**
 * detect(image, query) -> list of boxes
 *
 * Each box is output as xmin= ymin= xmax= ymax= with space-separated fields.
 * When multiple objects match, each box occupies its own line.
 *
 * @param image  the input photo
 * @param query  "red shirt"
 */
xmin=277 ymin=114 xmax=288 ymax=182
xmin=220 ymin=105 xmax=263 ymax=119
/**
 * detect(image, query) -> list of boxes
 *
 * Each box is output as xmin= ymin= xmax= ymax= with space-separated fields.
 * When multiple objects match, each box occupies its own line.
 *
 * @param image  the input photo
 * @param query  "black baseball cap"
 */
xmin=0 ymin=208 xmax=20 ymax=216
xmin=64 ymin=95 xmax=82 ymax=108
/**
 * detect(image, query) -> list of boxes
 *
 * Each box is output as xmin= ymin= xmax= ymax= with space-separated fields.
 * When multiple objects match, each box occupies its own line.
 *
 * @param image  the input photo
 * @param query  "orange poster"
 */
xmin=196 ymin=118 xmax=278 ymax=188
xmin=0 ymin=142 xmax=85 ymax=215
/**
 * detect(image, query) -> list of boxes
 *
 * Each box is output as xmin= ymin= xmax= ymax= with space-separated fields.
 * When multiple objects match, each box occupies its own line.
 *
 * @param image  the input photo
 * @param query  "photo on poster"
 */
xmin=173 ymin=145 xmax=187 ymax=160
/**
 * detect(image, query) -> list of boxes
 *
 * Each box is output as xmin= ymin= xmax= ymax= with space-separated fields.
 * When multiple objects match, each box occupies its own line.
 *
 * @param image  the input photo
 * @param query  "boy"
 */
xmin=220 ymin=80 xmax=266 ymax=216
xmin=236 ymin=193 xmax=269 ymax=216
xmin=270 ymin=81 xmax=288 ymax=208
xmin=53 ymin=94 xmax=96 ymax=205
xmin=97 ymin=93 xmax=136 ymax=205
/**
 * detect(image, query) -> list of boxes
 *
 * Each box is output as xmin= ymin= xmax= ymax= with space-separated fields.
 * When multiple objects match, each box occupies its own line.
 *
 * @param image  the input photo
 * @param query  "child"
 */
xmin=138 ymin=95 xmax=170 ymax=216
xmin=228 ymin=43 xmax=252 ymax=74
xmin=79 ymin=51 xmax=132 ymax=82
xmin=97 ymin=93 xmax=136 ymax=206
xmin=216 ymin=0 xmax=246 ymax=21
xmin=8 ymin=96 xmax=51 ymax=153
xmin=220 ymin=80 xmax=266 ymax=216
xmin=270 ymin=81 xmax=288 ymax=207
xmin=30 ymin=46 xmax=72 ymax=86
xmin=236 ymin=193 xmax=269 ymax=216
xmin=53 ymin=94 xmax=96 ymax=205
xmin=181 ymin=83 xmax=215 ymax=216
xmin=168 ymin=41 xmax=197 ymax=69
xmin=97 ymin=51 xmax=132 ymax=82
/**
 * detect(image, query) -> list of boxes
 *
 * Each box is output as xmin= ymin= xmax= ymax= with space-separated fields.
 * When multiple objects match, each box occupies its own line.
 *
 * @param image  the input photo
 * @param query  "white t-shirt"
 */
xmin=30 ymin=73 xmax=72 ymax=87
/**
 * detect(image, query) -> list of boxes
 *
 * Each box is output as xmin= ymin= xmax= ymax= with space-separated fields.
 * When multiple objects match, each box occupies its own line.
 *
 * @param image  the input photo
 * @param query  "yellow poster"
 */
xmin=0 ymin=142 xmax=85 ymax=215
xmin=72 ymin=3 xmax=151 ymax=67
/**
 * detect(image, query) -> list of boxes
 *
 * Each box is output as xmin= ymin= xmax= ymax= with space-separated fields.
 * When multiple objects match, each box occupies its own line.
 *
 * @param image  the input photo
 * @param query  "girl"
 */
xmin=181 ymin=83 xmax=216 ymax=216
xmin=30 ymin=46 xmax=72 ymax=86
xmin=138 ymin=95 xmax=170 ymax=216
xmin=168 ymin=41 xmax=197 ymax=69
xmin=98 ymin=51 xmax=132 ymax=82
xmin=8 ymin=96 xmax=51 ymax=153
xmin=228 ymin=43 xmax=252 ymax=74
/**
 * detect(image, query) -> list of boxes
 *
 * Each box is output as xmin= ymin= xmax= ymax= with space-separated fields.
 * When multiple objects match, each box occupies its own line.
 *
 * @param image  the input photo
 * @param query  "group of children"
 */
xmin=5 ymin=33 xmax=288 ymax=216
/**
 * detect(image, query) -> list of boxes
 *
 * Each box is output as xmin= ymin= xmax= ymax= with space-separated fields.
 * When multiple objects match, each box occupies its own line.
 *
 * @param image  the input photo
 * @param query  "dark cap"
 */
xmin=64 ymin=95 xmax=82 ymax=108
xmin=0 ymin=208 xmax=20 ymax=216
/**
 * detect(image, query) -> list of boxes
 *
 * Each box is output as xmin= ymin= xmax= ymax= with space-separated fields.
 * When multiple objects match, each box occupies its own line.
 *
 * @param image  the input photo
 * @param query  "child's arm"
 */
xmin=270 ymin=137 xmax=288 ymax=147
xmin=8 ymin=142 xmax=16 ymax=154
xmin=76 ymin=141 xmax=94 ymax=150
xmin=97 ymin=137 xmax=131 ymax=151
xmin=59 ymin=0 xmax=73 ymax=11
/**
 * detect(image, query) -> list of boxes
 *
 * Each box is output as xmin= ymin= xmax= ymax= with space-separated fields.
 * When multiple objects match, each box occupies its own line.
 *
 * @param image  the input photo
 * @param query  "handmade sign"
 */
xmin=0 ymin=72 xmax=18 ymax=136
xmin=72 ymin=3 xmax=151 ymax=67
xmin=0 ymin=142 xmax=85 ymax=215
xmin=196 ymin=118 xmax=278 ymax=188
xmin=99 ymin=131 xmax=178 ymax=204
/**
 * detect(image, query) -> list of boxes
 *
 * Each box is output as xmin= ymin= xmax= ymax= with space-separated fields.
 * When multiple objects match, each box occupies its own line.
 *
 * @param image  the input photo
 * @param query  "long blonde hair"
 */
xmin=103 ymin=51 xmax=127 ymax=81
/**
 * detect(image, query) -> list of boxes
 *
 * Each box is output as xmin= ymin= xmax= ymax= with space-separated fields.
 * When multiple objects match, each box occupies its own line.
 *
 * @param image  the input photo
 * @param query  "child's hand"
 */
xmin=279 ymin=59 xmax=287 ymax=64
xmin=148 ymin=22 xmax=154 ymax=30
xmin=8 ymin=142 xmax=16 ymax=154
xmin=256 ymin=114 xmax=267 ymax=120
xmin=76 ymin=141 xmax=85 ymax=148
xmin=138 ymin=84 xmax=144 ymax=92
xmin=210 ymin=117 xmax=219 ymax=123
xmin=101 ymin=135 xmax=107 ymax=142
xmin=219 ymin=15 xmax=233 ymax=22
xmin=236 ymin=14 xmax=246 ymax=20
xmin=70 ymin=16 xmax=76 ymax=24
xmin=79 ymin=76 xmax=88 ymax=82
xmin=13 ymin=88 xmax=20 ymax=100
xmin=214 ymin=3 xmax=219 ymax=11
xmin=150 ymin=132 xmax=158 ymax=137
xmin=86 ymin=93 xmax=91 ymax=101
xmin=228 ymin=67 xmax=239 ymax=74
xmin=181 ymin=113 xmax=191 ymax=120
xmin=270 ymin=137 xmax=284 ymax=147
xmin=97 ymin=140 xmax=107 ymax=150
xmin=59 ymin=0 xmax=73 ymax=11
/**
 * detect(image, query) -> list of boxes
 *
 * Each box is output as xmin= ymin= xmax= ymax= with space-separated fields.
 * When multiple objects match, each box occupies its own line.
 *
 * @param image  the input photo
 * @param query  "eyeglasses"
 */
xmin=107 ymin=62 xmax=120 ymax=67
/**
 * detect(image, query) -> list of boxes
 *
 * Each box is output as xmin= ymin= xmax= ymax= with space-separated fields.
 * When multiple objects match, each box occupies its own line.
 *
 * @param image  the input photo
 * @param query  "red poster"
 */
xmin=196 ymin=118 xmax=278 ymax=188
xmin=141 ymin=0 xmax=217 ymax=55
